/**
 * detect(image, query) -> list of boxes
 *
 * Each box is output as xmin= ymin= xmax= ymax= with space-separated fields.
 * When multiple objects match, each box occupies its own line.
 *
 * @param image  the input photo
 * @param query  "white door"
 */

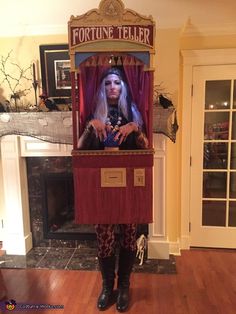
xmin=190 ymin=65 xmax=236 ymax=248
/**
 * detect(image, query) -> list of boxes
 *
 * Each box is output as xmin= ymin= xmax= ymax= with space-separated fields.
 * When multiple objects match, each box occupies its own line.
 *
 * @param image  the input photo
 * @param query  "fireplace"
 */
xmin=0 ymin=134 xmax=168 ymax=258
xmin=26 ymin=156 xmax=96 ymax=247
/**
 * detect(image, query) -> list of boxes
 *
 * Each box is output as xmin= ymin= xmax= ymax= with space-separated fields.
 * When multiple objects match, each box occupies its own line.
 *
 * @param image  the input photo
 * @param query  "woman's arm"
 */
xmin=113 ymin=102 xmax=149 ymax=148
xmin=89 ymin=119 xmax=107 ymax=141
xmin=113 ymin=121 xmax=148 ymax=148
xmin=77 ymin=119 xmax=106 ymax=150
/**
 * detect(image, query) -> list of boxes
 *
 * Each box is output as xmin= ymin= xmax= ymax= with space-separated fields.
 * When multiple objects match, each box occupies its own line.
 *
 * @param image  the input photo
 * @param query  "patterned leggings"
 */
xmin=94 ymin=224 xmax=137 ymax=258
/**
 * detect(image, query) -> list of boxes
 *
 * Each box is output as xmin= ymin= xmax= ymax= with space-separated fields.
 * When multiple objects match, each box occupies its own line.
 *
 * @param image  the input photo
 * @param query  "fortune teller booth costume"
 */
xmin=76 ymin=67 xmax=150 ymax=312
xmin=68 ymin=0 xmax=155 ymax=311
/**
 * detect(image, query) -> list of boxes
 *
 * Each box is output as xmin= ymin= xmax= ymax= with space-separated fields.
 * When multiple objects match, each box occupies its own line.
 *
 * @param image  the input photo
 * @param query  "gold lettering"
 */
xmin=85 ymin=28 xmax=90 ymax=42
xmin=143 ymin=28 xmax=150 ymax=45
xmin=108 ymin=26 xmax=113 ymax=39
xmin=78 ymin=28 xmax=85 ymax=43
xmin=72 ymin=28 xmax=79 ymax=45
xmin=134 ymin=27 xmax=139 ymax=41
xmin=96 ymin=27 xmax=102 ymax=40
xmin=139 ymin=27 xmax=144 ymax=43
xmin=90 ymin=27 xmax=96 ymax=41
xmin=72 ymin=25 xmax=152 ymax=46
xmin=102 ymin=27 xmax=109 ymax=39
xmin=117 ymin=26 xmax=122 ymax=38
xmin=123 ymin=26 xmax=128 ymax=40
xmin=128 ymin=26 xmax=134 ymax=40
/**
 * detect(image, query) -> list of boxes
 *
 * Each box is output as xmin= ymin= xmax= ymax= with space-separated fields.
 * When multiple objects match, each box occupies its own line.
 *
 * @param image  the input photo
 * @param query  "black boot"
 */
xmin=116 ymin=249 xmax=136 ymax=312
xmin=97 ymin=255 xmax=116 ymax=311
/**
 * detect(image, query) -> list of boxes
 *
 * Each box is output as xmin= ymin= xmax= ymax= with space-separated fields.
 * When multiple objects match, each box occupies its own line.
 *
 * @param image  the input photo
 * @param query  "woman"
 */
xmin=78 ymin=67 xmax=148 ymax=151
xmin=78 ymin=67 xmax=148 ymax=312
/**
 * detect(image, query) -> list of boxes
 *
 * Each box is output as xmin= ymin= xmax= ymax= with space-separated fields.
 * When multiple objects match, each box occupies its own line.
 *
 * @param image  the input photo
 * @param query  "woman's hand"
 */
xmin=89 ymin=119 xmax=107 ymax=141
xmin=136 ymin=132 xmax=149 ymax=149
xmin=114 ymin=122 xmax=139 ymax=145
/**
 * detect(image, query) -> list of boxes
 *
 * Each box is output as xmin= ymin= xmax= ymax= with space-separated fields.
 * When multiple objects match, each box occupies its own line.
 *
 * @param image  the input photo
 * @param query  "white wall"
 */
xmin=1 ymin=0 xmax=236 ymax=37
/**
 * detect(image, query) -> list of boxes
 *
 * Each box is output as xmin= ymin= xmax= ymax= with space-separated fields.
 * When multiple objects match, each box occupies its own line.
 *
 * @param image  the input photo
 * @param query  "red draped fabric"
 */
xmin=73 ymin=153 xmax=153 ymax=224
xmin=79 ymin=55 xmax=109 ymax=134
xmin=122 ymin=55 xmax=151 ymax=140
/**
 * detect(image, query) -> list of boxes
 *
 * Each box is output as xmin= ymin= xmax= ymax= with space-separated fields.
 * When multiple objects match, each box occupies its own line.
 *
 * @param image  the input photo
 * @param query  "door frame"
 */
xmin=181 ymin=48 xmax=236 ymax=249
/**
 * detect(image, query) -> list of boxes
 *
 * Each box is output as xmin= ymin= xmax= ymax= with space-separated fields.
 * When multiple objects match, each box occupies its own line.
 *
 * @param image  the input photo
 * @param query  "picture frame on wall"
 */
xmin=39 ymin=44 xmax=71 ymax=102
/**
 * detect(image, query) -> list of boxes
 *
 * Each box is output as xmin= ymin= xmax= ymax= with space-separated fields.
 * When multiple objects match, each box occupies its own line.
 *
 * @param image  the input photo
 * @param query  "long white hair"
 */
xmin=93 ymin=69 xmax=128 ymax=123
xmin=94 ymin=68 xmax=143 ymax=128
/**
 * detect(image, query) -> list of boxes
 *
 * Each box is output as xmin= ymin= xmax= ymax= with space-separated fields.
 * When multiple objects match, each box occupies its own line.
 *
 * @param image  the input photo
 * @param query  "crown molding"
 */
xmin=181 ymin=22 xmax=236 ymax=37
xmin=181 ymin=48 xmax=236 ymax=65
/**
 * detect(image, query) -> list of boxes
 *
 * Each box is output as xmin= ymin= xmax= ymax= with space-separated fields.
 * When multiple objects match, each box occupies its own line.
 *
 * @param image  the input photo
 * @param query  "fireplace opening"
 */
xmin=26 ymin=157 xmax=96 ymax=246
xmin=41 ymin=173 xmax=87 ymax=239
xmin=43 ymin=173 xmax=74 ymax=233
xmin=41 ymin=172 xmax=97 ymax=240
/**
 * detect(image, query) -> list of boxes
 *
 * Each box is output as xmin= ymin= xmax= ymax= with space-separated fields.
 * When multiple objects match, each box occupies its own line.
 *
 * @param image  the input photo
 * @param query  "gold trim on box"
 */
xmin=72 ymin=148 xmax=154 ymax=156
xmin=134 ymin=168 xmax=145 ymax=186
xmin=101 ymin=168 xmax=126 ymax=187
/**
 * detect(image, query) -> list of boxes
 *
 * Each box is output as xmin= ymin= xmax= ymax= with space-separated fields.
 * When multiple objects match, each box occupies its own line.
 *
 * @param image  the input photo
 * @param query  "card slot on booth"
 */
xmin=134 ymin=168 xmax=145 ymax=186
xmin=101 ymin=168 xmax=126 ymax=187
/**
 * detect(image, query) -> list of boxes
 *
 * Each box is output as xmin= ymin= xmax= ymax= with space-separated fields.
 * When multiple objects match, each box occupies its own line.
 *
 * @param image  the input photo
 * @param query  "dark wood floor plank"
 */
xmin=0 ymin=249 xmax=236 ymax=314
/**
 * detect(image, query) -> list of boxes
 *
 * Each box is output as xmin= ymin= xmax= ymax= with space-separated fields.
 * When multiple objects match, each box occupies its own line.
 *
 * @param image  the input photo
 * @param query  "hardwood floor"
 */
xmin=0 ymin=249 xmax=236 ymax=314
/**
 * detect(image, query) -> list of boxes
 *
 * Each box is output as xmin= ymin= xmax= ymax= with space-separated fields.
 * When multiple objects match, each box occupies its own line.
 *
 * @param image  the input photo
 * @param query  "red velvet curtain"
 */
xmin=122 ymin=55 xmax=150 ymax=138
xmin=79 ymin=55 xmax=109 ymax=134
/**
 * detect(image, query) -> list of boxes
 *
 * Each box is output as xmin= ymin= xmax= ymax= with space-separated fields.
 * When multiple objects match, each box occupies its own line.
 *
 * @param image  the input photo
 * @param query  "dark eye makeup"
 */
xmin=105 ymin=80 xmax=121 ymax=86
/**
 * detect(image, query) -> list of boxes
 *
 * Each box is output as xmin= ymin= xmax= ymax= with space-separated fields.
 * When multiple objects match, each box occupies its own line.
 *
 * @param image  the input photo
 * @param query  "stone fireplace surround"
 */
xmin=0 ymin=133 xmax=170 ymax=259
xmin=26 ymin=156 xmax=97 ymax=247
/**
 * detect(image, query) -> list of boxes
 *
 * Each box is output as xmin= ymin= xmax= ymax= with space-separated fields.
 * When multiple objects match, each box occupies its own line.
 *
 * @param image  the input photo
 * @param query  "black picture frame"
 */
xmin=39 ymin=44 xmax=71 ymax=101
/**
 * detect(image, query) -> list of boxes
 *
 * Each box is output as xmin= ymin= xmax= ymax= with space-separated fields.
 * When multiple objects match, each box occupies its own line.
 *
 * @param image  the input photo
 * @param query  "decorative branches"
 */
xmin=0 ymin=50 xmax=33 ymax=110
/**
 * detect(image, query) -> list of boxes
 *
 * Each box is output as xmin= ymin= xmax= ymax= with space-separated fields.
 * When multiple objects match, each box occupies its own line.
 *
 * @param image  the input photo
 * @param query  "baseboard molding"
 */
xmin=4 ymin=232 xmax=32 ymax=255
xmin=148 ymin=238 xmax=186 ymax=259
xmin=169 ymin=241 xmax=181 ymax=256
xmin=180 ymin=235 xmax=190 ymax=250
xmin=148 ymin=239 xmax=170 ymax=259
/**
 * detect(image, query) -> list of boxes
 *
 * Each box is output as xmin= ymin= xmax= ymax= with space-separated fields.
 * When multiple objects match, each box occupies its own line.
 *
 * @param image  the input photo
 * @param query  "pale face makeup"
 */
xmin=104 ymin=74 xmax=122 ymax=104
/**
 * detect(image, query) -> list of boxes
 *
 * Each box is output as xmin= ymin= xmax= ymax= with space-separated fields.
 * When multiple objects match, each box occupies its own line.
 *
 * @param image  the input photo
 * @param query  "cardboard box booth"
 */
xmin=68 ymin=0 xmax=155 ymax=224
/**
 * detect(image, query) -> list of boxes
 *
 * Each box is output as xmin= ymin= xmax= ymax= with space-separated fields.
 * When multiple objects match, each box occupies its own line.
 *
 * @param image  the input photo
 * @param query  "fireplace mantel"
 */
xmin=0 ymin=112 xmax=73 ymax=145
xmin=0 ymin=134 xmax=169 ymax=258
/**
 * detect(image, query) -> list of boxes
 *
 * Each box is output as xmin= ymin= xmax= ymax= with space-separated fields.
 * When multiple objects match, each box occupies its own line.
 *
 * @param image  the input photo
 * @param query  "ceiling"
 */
xmin=1 ymin=0 xmax=236 ymax=37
